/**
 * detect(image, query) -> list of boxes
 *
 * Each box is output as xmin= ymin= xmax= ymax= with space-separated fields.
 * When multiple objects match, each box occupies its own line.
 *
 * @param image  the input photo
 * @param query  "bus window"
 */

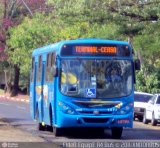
xmin=60 ymin=59 xmax=132 ymax=98
xmin=46 ymin=54 xmax=50 ymax=67
xmin=45 ymin=52 xmax=56 ymax=82
xmin=51 ymin=52 xmax=56 ymax=76
xmin=37 ymin=56 xmax=42 ymax=82
xmin=61 ymin=60 xmax=79 ymax=94
xmin=46 ymin=53 xmax=51 ymax=82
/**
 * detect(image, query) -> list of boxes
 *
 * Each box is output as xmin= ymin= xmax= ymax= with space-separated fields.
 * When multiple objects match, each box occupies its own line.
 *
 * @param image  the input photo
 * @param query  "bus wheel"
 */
xmin=36 ymin=109 xmax=45 ymax=131
xmin=53 ymin=126 xmax=62 ymax=137
xmin=111 ymin=127 xmax=123 ymax=139
xmin=46 ymin=125 xmax=53 ymax=132
xmin=38 ymin=123 xmax=45 ymax=131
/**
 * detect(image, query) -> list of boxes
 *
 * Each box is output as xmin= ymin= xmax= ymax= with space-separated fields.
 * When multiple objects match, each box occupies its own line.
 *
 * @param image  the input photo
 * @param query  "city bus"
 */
xmin=30 ymin=38 xmax=140 ymax=138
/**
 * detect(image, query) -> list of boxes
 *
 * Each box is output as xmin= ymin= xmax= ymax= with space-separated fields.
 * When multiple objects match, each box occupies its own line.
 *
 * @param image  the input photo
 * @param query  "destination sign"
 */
xmin=61 ymin=44 xmax=130 ymax=57
xmin=75 ymin=46 xmax=117 ymax=54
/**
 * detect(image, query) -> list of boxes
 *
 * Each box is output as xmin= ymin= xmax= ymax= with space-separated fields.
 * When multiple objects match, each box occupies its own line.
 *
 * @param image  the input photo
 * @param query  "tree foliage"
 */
xmin=7 ymin=12 xmax=119 ymax=75
xmin=3 ymin=0 xmax=160 ymax=94
xmin=0 ymin=0 xmax=47 ymax=61
xmin=0 ymin=0 xmax=48 ymax=95
xmin=134 ymin=22 xmax=160 ymax=93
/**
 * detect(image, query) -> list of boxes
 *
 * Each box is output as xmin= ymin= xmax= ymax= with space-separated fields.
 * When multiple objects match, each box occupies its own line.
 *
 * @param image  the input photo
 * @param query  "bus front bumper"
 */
xmin=56 ymin=111 xmax=133 ymax=128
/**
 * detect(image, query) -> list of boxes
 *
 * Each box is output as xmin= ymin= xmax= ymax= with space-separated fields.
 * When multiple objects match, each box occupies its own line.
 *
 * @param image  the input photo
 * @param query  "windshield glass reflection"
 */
xmin=60 ymin=59 xmax=133 ymax=98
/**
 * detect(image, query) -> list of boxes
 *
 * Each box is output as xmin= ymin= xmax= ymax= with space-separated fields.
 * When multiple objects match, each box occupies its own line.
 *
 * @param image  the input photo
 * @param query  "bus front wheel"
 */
xmin=111 ymin=127 xmax=123 ymax=139
xmin=53 ymin=126 xmax=62 ymax=137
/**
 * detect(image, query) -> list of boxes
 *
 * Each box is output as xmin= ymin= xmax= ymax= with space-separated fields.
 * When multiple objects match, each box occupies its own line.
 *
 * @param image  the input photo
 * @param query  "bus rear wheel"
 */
xmin=36 ymin=109 xmax=45 ymax=131
xmin=111 ymin=127 xmax=123 ymax=139
xmin=53 ymin=126 xmax=62 ymax=137
xmin=38 ymin=123 xmax=45 ymax=131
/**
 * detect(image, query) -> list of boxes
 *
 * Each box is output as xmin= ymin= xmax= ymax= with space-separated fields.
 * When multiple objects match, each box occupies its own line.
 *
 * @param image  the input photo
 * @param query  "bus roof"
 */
xmin=32 ymin=38 xmax=131 ymax=56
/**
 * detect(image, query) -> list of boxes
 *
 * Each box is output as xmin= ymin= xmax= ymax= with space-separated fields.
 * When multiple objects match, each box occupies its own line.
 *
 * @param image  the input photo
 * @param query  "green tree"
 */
xmin=134 ymin=22 xmax=160 ymax=93
xmin=7 ymin=11 xmax=119 ymax=93
xmin=6 ymin=0 xmax=160 ymax=94
xmin=1 ymin=0 xmax=48 ymax=96
xmin=7 ymin=14 xmax=55 ymax=93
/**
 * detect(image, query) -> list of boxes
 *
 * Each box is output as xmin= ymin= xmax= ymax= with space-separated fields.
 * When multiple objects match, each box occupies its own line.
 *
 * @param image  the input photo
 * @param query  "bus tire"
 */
xmin=36 ymin=108 xmax=45 ymax=131
xmin=38 ymin=123 xmax=45 ymax=131
xmin=111 ymin=127 xmax=123 ymax=139
xmin=53 ymin=126 xmax=62 ymax=137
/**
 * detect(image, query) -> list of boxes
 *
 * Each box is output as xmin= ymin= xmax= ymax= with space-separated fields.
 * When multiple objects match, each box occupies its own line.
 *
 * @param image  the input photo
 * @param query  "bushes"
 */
xmin=135 ymin=65 xmax=160 ymax=93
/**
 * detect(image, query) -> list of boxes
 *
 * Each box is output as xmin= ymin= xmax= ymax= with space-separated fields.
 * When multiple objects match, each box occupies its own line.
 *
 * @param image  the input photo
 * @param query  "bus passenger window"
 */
xmin=31 ymin=57 xmax=35 ymax=82
xmin=45 ymin=52 xmax=56 ymax=82
xmin=51 ymin=53 xmax=56 ymax=76
xmin=45 ymin=54 xmax=50 ymax=82
xmin=37 ymin=56 xmax=42 ymax=82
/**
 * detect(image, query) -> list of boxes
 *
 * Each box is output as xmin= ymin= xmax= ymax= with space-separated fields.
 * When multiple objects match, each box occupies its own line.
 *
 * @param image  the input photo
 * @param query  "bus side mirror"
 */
xmin=134 ymin=59 xmax=141 ymax=70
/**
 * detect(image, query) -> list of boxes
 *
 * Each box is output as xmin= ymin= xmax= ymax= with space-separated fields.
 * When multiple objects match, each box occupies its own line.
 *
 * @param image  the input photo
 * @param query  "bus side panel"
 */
xmin=36 ymin=87 xmax=43 ymax=122
xmin=30 ymin=82 xmax=34 ymax=119
xmin=53 ymin=77 xmax=58 ymax=126
xmin=36 ymin=58 xmax=44 ymax=122
xmin=30 ymin=62 xmax=37 ymax=119
xmin=42 ymin=82 xmax=55 ymax=125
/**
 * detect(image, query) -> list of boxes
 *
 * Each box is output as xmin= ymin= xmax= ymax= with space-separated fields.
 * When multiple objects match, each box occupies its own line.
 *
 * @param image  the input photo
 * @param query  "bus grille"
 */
xmin=77 ymin=110 xmax=113 ymax=115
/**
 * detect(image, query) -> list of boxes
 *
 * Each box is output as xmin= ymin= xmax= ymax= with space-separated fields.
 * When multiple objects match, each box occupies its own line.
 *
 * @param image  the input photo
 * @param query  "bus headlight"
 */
xmin=125 ymin=106 xmax=130 ymax=110
xmin=119 ymin=105 xmax=132 ymax=115
xmin=120 ymin=110 xmax=125 ymax=114
xmin=58 ymin=101 xmax=75 ymax=114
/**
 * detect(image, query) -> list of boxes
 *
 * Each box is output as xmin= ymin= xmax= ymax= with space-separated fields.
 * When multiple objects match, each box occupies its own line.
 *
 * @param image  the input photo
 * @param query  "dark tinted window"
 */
xmin=45 ymin=52 xmax=56 ymax=82
xmin=37 ymin=55 xmax=42 ymax=82
xmin=134 ymin=93 xmax=153 ymax=102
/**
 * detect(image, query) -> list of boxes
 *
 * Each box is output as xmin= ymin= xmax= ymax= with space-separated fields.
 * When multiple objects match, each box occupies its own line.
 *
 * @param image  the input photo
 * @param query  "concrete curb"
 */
xmin=0 ymin=95 xmax=29 ymax=103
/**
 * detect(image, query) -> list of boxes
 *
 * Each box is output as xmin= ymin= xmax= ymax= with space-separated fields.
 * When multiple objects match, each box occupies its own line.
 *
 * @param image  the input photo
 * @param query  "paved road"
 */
xmin=0 ymin=98 xmax=33 ymax=126
xmin=0 ymin=97 xmax=160 ymax=145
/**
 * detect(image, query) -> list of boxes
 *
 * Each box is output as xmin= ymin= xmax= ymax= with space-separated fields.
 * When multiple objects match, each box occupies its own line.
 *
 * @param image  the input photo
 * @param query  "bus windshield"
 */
xmin=60 ymin=59 xmax=132 ymax=98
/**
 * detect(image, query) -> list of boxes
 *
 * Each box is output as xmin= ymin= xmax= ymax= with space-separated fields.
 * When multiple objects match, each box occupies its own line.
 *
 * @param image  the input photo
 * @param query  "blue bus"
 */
xmin=30 ymin=38 xmax=140 ymax=138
